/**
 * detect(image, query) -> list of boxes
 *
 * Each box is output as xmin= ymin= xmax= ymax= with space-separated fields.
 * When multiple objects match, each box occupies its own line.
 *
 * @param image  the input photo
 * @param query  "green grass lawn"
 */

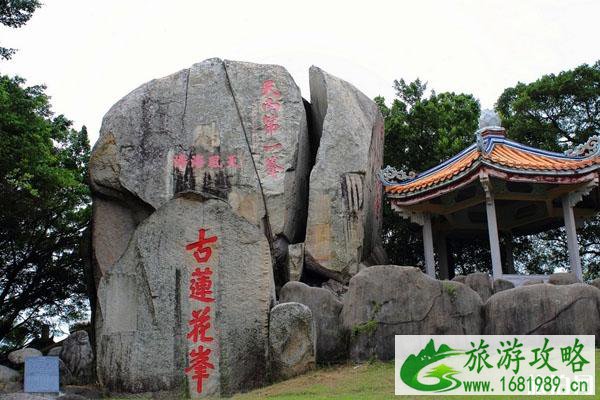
xmin=229 ymin=350 xmax=600 ymax=400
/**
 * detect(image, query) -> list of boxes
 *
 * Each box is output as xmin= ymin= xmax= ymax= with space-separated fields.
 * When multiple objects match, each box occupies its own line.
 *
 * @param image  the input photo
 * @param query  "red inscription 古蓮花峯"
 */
xmin=185 ymin=228 xmax=218 ymax=394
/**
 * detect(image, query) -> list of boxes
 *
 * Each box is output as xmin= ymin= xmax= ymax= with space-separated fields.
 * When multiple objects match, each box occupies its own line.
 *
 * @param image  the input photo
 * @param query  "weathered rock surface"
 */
xmin=90 ymin=58 xmax=311 ymax=282
xmin=493 ymin=278 xmax=514 ymax=294
xmin=342 ymin=266 xmax=483 ymax=361
xmin=287 ymin=243 xmax=305 ymax=281
xmin=280 ymin=282 xmax=347 ymax=363
xmin=59 ymin=359 xmax=74 ymax=386
xmin=7 ymin=348 xmax=41 ymax=365
xmin=522 ymin=278 xmax=544 ymax=286
xmin=321 ymin=279 xmax=348 ymax=300
xmin=304 ymin=66 xmax=386 ymax=281
xmin=451 ymin=275 xmax=466 ymax=283
xmin=548 ymin=272 xmax=580 ymax=285
xmin=0 ymin=394 xmax=47 ymax=400
xmin=60 ymin=331 xmax=94 ymax=384
xmin=485 ymin=283 xmax=600 ymax=340
xmin=591 ymin=278 xmax=600 ymax=290
xmin=0 ymin=366 xmax=20 ymax=383
xmin=56 ymin=395 xmax=88 ymax=400
xmin=269 ymin=302 xmax=316 ymax=380
xmin=46 ymin=347 xmax=62 ymax=357
xmin=465 ymin=272 xmax=493 ymax=302
xmin=96 ymin=195 xmax=274 ymax=396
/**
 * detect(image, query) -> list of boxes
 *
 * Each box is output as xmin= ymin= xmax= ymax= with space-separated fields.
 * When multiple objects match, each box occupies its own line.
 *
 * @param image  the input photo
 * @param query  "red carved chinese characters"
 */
xmin=185 ymin=228 xmax=218 ymax=394
xmin=265 ymin=155 xmax=284 ymax=177
xmin=187 ymin=306 xmax=214 ymax=343
xmin=186 ymin=229 xmax=217 ymax=263
xmin=189 ymin=267 xmax=214 ymax=302
xmin=173 ymin=153 xmax=188 ymax=172
xmin=260 ymin=79 xmax=284 ymax=178
xmin=185 ymin=345 xmax=214 ymax=394
xmin=173 ymin=153 xmax=240 ymax=171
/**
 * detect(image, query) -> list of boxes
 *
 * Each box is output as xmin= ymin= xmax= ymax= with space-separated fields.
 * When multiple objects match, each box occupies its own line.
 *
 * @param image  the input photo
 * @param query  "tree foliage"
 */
xmin=377 ymin=79 xmax=480 ymax=269
xmin=0 ymin=75 xmax=90 ymax=351
xmin=497 ymin=61 xmax=600 ymax=151
xmin=498 ymin=61 xmax=600 ymax=279
xmin=0 ymin=0 xmax=41 ymax=60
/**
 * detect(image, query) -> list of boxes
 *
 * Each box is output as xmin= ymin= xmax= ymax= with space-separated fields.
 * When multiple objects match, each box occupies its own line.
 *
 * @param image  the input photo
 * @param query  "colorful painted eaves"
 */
xmin=381 ymin=132 xmax=600 ymax=198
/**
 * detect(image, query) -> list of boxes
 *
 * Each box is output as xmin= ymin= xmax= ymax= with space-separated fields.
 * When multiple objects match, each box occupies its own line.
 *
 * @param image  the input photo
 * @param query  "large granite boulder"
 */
xmin=90 ymin=58 xmax=311 ymax=283
xmin=90 ymin=59 xmax=388 ymax=396
xmin=342 ymin=266 xmax=483 ymax=361
xmin=269 ymin=302 xmax=316 ymax=380
xmin=485 ymin=283 xmax=600 ymax=341
xmin=96 ymin=195 xmax=274 ymax=397
xmin=590 ymin=278 xmax=600 ymax=290
xmin=280 ymin=281 xmax=347 ymax=363
xmin=304 ymin=66 xmax=386 ymax=282
xmin=60 ymin=331 xmax=94 ymax=384
xmin=465 ymin=272 xmax=493 ymax=302
xmin=7 ymin=348 xmax=41 ymax=365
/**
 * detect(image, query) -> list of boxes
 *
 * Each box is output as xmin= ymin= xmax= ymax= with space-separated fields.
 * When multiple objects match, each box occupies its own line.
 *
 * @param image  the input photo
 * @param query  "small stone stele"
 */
xmin=24 ymin=356 xmax=59 ymax=393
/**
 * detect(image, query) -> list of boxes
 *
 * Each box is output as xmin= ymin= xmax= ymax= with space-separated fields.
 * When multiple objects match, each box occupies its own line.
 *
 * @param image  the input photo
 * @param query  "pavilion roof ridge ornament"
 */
xmin=378 ymin=165 xmax=416 ymax=184
xmin=475 ymin=110 xmax=506 ymax=155
xmin=564 ymin=135 xmax=600 ymax=158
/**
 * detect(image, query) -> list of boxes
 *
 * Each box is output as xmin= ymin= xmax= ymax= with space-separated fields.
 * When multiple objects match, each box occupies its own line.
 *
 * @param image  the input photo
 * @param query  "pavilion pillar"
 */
xmin=422 ymin=213 xmax=436 ymax=277
xmin=503 ymin=234 xmax=516 ymax=274
xmin=562 ymin=194 xmax=583 ymax=280
xmin=481 ymin=177 xmax=503 ymax=279
xmin=436 ymin=234 xmax=449 ymax=280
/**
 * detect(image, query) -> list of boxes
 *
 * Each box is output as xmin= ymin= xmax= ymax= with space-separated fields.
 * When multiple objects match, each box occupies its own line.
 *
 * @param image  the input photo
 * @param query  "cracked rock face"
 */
xmin=96 ymin=195 xmax=273 ymax=396
xmin=341 ymin=266 xmax=483 ymax=362
xmin=280 ymin=281 xmax=348 ymax=363
xmin=90 ymin=58 xmax=310 ymax=280
xmin=484 ymin=283 xmax=600 ymax=342
xmin=305 ymin=66 xmax=386 ymax=281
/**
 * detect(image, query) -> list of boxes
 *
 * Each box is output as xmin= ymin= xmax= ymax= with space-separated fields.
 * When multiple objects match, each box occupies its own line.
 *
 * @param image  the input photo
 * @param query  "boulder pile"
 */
xmin=90 ymin=59 xmax=385 ymax=397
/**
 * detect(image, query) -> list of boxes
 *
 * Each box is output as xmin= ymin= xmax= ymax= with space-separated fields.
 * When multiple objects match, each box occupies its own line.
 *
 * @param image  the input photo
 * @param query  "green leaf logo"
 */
xmin=400 ymin=339 xmax=464 ymax=392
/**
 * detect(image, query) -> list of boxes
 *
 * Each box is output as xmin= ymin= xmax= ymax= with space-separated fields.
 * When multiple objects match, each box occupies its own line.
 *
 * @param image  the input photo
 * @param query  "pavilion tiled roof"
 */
xmin=381 ymin=131 xmax=600 ymax=197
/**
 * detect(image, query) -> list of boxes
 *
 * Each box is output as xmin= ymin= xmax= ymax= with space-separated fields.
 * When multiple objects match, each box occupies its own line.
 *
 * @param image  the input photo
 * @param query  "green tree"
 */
xmin=0 ymin=75 xmax=90 ymax=351
xmin=497 ymin=61 xmax=600 ymax=279
xmin=497 ymin=61 xmax=600 ymax=151
xmin=0 ymin=0 xmax=41 ymax=60
xmin=378 ymin=79 xmax=481 ymax=269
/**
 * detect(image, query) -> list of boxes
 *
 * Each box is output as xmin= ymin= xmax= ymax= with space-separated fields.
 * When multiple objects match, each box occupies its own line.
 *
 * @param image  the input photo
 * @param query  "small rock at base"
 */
xmin=269 ymin=302 xmax=316 ymax=380
xmin=7 ymin=348 xmax=42 ymax=365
